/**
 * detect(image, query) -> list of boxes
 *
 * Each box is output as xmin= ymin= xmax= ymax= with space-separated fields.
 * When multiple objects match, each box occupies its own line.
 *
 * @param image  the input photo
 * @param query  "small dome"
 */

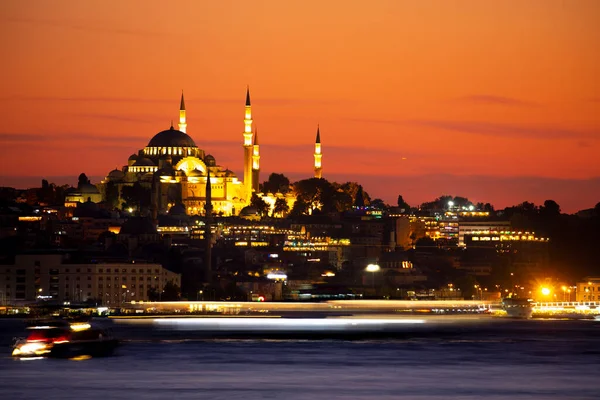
xmin=107 ymin=169 xmax=125 ymax=180
xmin=187 ymin=169 xmax=203 ymax=177
xmin=169 ymin=203 xmax=187 ymax=216
xmin=224 ymin=169 xmax=235 ymax=177
xmin=128 ymin=154 xmax=138 ymax=161
xmin=79 ymin=183 xmax=100 ymax=194
xmin=239 ymin=206 xmax=259 ymax=216
xmin=147 ymin=126 xmax=197 ymax=148
xmin=133 ymin=157 xmax=155 ymax=167
xmin=204 ymin=154 xmax=216 ymax=166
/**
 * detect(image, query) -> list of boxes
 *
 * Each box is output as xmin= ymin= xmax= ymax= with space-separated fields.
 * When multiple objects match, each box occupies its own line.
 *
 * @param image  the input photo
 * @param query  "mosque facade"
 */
xmin=100 ymin=89 xmax=323 ymax=217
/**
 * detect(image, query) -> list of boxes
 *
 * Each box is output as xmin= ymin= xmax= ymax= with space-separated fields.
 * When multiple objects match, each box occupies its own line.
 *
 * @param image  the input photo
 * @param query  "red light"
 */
xmin=257 ymin=296 xmax=265 ymax=302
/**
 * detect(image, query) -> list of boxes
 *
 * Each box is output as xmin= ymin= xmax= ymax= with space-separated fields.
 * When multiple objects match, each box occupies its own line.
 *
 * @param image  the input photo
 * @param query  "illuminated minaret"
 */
xmin=252 ymin=128 xmax=260 ymax=192
xmin=204 ymin=168 xmax=213 ymax=283
xmin=314 ymin=125 xmax=322 ymax=179
xmin=178 ymin=91 xmax=187 ymax=133
xmin=243 ymin=86 xmax=254 ymax=200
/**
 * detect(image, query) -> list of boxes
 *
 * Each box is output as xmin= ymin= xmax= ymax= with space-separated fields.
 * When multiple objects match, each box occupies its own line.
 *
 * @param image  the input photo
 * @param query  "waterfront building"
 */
xmin=577 ymin=277 xmax=600 ymax=302
xmin=0 ymin=253 xmax=180 ymax=305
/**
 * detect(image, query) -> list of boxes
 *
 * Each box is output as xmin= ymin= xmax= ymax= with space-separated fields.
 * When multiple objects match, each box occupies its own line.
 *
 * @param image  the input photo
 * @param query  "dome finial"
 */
xmin=170 ymin=120 xmax=174 ymax=130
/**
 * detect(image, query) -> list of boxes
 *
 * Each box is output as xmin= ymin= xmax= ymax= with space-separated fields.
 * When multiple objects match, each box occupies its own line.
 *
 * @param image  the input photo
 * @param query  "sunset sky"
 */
xmin=1 ymin=0 xmax=599 ymax=212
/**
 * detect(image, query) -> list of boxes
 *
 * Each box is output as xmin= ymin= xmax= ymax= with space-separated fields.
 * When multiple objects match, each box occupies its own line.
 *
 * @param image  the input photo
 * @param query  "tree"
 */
xmin=541 ymin=199 xmax=561 ymax=217
xmin=369 ymin=198 xmax=387 ymax=210
xmin=293 ymin=178 xmax=335 ymax=214
xmin=121 ymin=182 xmax=151 ymax=212
xmin=397 ymin=195 xmax=410 ymax=210
xmin=338 ymin=182 xmax=371 ymax=206
xmin=250 ymin=194 xmax=270 ymax=216
xmin=354 ymin=185 xmax=365 ymax=207
xmin=272 ymin=198 xmax=290 ymax=217
xmin=262 ymin=173 xmax=291 ymax=194
xmin=105 ymin=181 xmax=120 ymax=210
xmin=289 ymin=197 xmax=309 ymax=217
xmin=78 ymin=173 xmax=90 ymax=188
xmin=161 ymin=281 xmax=181 ymax=301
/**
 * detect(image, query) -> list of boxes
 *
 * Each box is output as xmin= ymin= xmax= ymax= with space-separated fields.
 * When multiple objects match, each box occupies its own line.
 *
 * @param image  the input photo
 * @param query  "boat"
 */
xmin=501 ymin=297 xmax=534 ymax=319
xmin=12 ymin=320 xmax=119 ymax=358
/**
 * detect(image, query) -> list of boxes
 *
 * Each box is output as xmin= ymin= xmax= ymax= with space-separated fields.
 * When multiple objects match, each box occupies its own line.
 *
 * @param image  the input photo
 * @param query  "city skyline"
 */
xmin=1 ymin=1 xmax=599 ymax=213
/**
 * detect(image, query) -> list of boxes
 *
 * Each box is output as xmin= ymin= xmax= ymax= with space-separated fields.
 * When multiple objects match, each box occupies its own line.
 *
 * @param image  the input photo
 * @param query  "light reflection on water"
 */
xmin=1 ymin=319 xmax=600 ymax=399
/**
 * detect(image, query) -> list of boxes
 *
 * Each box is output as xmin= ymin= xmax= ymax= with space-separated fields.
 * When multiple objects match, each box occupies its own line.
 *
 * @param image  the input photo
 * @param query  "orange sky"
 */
xmin=1 ymin=0 xmax=599 ymax=212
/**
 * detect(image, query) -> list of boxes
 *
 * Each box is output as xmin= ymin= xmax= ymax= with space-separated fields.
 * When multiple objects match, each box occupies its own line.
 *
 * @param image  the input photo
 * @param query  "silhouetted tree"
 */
xmin=78 ymin=173 xmax=90 ymax=188
xmin=249 ymin=194 xmax=270 ymax=217
xmin=369 ymin=198 xmax=387 ymax=210
xmin=540 ymin=199 xmax=561 ymax=217
xmin=272 ymin=198 xmax=290 ymax=217
xmin=161 ymin=281 xmax=181 ymax=301
xmin=105 ymin=181 xmax=119 ymax=209
xmin=121 ymin=182 xmax=151 ymax=212
xmin=397 ymin=195 xmax=410 ymax=210
xmin=262 ymin=173 xmax=291 ymax=194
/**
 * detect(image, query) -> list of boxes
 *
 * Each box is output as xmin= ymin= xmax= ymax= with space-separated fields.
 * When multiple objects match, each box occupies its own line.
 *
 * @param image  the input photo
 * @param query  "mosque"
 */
xmin=100 ymin=89 xmax=323 ymax=217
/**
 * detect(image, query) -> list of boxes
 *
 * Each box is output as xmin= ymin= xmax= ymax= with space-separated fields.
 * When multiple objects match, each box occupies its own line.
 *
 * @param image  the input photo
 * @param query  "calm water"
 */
xmin=1 ymin=318 xmax=600 ymax=399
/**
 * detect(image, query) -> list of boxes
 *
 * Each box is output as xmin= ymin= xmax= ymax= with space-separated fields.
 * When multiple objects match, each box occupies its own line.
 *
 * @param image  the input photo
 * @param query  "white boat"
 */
xmin=501 ymin=298 xmax=534 ymax=319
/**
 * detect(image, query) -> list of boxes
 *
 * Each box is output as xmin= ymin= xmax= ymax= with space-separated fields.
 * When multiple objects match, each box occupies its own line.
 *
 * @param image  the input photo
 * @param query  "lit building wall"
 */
xmin=577 ymin=278 xmax=600 ymax=302
xmin=2 ymin=254 xmax=180 ymax=305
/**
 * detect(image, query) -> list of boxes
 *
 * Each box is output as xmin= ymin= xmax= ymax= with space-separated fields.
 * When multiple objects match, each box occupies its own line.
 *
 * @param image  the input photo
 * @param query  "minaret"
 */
xmin=178 ymin=91 xmax=187 ymax=133
xmin=314 ymin=125 xmax=322 ymax=179
xmin=243 ymin=86 xmax=254 ymax=201
xmin=252 ymin=128 xmax=260 ymax=192
xmin=204 ymin=169 xmax=213 ymax=283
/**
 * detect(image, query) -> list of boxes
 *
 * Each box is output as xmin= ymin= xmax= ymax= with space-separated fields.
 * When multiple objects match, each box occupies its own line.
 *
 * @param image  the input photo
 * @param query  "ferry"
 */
xmin=12 ymin=320 xmax=119 ymax=358
xmin=501 ymin=297 xmax=534 ymax=319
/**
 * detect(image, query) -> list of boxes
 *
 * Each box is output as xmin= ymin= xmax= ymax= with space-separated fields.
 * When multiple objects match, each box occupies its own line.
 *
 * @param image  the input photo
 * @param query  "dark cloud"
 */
xmin=0 ymin=132 xmax=145 ymax=144
xmin=345 ymin=118 xmax=598 ymax=141
xmin=73 ymin=113 xmax=162 ymax=124
xmin=1 ymin=95 xmax=172 ymax=104
xmin=408 ymin=120 xmax=599 ymax=141
xmin=454 ymin=95 xmax=537 ymax=107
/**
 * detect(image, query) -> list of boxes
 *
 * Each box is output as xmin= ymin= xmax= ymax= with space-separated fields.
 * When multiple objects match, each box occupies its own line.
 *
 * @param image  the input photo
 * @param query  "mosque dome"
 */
xmin=128 ymin=154 xmax=138 ymax=161
xmin=187 ymin=169 xmax=203 ymax=177
xmin=107 ymin=169 xmax=125 ymax=181
xmin=204 ymin=154 xmax=216 ymax=166
xmin=224 ymin=169 xmax=235 ymax=177
xmin=168 ymin=203 xmax=187 ymax=216
xmin=147 ymin=126 xmax=197 ymax=148
xmin=79 ymin=183 xmax=100 ymax=194
xmin=133 ymin=157 xmax=155 ymax=167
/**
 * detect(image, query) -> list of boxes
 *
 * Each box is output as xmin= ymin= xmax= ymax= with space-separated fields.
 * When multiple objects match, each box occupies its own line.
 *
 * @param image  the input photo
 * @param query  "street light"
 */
xmin=366 ymin=264 xmax=380 ymax=290
xmin=197 ymin=290 xmax=204 ymax=301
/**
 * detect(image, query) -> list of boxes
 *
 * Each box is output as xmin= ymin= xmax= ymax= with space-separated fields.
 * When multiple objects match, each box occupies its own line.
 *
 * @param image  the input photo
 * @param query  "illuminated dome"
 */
xmin=204 ymin=154 xmax=216 ymax=166
xmin=187 ymin=169 xmax=203 ymax=177
xmin=148 ymin=126 xmax=197 ymax=148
